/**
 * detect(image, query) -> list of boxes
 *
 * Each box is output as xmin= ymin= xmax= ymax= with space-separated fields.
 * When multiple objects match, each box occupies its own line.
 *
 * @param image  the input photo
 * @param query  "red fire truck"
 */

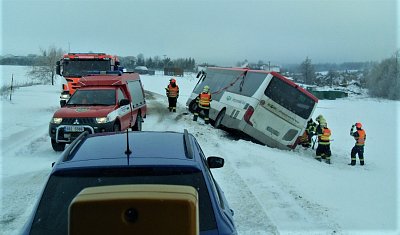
xmin=56 ymin=53 xmax=121 ymax=102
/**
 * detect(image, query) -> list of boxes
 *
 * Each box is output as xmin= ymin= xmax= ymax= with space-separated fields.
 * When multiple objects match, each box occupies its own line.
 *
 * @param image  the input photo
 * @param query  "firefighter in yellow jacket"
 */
xmin=193 ymin=85 xmax=212 ymax=124
xmin=315 ymin=120 xmax=331 ymax=164
xmin=349 ymin=122 xmax=366 ymax=166
xmin=165 ymin=78 xmax=179 ymax=112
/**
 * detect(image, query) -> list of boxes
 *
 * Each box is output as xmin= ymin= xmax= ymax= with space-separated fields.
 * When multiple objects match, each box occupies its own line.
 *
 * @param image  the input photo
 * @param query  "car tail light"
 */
xmin=244 ymin=106 xmax=254 ymax=126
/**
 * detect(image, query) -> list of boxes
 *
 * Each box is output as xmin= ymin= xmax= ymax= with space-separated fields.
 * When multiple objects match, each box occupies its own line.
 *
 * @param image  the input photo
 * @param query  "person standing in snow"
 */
xmin=300 ymin=118 xmax=317 ymax=148
xmin=193 ymin=85 xmax=212 ymax=124
xmin=165 ymin=78 xmax=179 ymax=112
xmin=312 ymin=114 xmax=326 ymax=149
xmin=315 ymin=121 xmax=331 ymax=164
xmin=349 ymin=122 xmax=366 ymax=166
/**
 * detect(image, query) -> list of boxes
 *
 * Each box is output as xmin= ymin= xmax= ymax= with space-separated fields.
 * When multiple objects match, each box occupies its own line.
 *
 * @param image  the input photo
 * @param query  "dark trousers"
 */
xmin=351 ymin=145 xmax=364 ymax=165
xmin=193 ymin=107 xmax=210 ymax=124
xmin=316 ymin=144 xmax=331 ymax=163
xmin=168 ymin=97 xmax=177 ymax=112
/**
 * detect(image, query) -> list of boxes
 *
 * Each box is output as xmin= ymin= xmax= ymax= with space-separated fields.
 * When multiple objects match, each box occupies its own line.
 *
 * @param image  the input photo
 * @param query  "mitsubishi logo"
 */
xmin=73 ymin=119 xmax=80 ymax=125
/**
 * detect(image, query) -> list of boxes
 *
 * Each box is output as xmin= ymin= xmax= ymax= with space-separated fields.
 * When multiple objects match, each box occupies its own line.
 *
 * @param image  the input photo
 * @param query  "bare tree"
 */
xmin=299 ymin=57 xmax=316 ymax=85
xmin=28 ymin=46 xmax=65 ymax=85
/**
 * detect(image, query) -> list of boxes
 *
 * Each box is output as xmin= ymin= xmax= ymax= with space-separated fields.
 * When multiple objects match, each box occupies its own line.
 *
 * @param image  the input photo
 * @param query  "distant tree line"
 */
xmin=0 ymin=54 xmax=42 ymax=66
xmin=366 ymin=51 xmax=399 ymax=100
xmin=119 ymin=54 xmax=196 ymax=72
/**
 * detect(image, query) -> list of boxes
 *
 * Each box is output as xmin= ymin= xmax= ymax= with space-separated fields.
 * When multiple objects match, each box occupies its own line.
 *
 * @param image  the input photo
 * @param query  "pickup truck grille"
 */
xmin=62 ymin=118 xmax=96 ymax=125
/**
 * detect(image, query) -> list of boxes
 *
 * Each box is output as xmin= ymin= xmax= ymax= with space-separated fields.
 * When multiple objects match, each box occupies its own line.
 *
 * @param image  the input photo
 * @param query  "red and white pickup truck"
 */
xmin=49 ymin=72 xmax=147 ymax=151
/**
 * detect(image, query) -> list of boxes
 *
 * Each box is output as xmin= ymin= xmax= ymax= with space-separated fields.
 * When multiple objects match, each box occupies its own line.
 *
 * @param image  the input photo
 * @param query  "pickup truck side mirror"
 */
xmin=60 ymin=100 xmax=67 ymax=107
xmin=119 ymin=99 xmax=130 ymax=106
xmin=207 ymin=156 xmax=224 ymax=168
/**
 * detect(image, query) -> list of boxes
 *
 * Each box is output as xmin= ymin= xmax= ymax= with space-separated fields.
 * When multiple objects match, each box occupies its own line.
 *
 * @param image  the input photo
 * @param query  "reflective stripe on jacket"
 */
xmin=318 ymin=127 xmax=331 ymax=145
xmin=166 ymin=84 xmax=179 ymax=98
xmin=197 ymin=92 xmax=211 ymax=108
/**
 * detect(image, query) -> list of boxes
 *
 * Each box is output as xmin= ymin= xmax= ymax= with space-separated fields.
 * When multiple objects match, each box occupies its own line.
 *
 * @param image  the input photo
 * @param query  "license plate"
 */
xmin=65 ymin=125 xmax=84 ymax=132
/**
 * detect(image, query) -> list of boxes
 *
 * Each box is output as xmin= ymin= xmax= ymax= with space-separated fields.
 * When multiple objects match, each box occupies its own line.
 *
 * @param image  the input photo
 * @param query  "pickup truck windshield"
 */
xmin=68 ymin=89 xmax=116 ymax=106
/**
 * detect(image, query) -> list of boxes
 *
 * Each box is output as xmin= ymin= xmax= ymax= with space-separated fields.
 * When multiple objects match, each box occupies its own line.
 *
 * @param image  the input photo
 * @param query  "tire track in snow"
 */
xmin=223 ymin=143 xmax=342 ymax=234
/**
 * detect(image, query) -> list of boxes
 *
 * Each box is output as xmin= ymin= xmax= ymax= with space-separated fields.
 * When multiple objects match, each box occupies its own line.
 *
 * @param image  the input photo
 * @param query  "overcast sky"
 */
xmin=1 ymin=0 xmax=398 ymax=66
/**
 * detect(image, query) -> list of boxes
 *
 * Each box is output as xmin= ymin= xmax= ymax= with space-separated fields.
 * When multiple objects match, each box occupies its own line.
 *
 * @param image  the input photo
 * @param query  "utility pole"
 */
xmin=9 ymin=74 xmax=13 ymax=101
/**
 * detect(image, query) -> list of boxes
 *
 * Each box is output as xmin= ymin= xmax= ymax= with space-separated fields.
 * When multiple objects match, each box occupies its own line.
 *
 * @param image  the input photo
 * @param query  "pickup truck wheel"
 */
xmin=113 ymin=123 xmax=121 ymax=132
xmin=213 ymin=110 xmax=225 ymax=129
xmin=132 ymin=114 xmax=142 ymax=131
xmin=51 ymin=139 xmax=65 ymax=152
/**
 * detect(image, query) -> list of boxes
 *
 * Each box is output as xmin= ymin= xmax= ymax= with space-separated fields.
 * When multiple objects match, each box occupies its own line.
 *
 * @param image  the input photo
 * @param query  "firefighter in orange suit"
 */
xmin=349 ymin=122 xmax=366 ymax=166
xmin=315 ymin=121 xmax=331 ymax=164
xmin=193 ymin=85 xmax=212 ymax=124
xmin=165 ymin=78 xmax=179 ymax=112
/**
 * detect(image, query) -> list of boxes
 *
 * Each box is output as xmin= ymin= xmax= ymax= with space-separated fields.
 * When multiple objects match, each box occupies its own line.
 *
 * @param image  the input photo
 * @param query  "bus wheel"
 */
xmin=213 ymin=110 xmax=225 ymax=129
xmin=189 ymin=100 xmax=198 ymax=113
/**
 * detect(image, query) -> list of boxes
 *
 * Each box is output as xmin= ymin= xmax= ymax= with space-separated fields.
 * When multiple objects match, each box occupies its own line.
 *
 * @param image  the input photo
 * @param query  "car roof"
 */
xmin=54 ymin=131 xmax=202 ymax=171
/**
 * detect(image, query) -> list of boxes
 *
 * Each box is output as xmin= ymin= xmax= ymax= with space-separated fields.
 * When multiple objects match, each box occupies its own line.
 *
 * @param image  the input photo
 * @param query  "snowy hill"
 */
xmin=0 ymin=66 xmax=399 ymax=234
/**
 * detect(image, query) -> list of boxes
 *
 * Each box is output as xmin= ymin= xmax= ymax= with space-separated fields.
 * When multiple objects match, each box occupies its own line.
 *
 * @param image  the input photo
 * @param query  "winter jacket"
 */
xmin=350 ymin=128 xmax=366 ymax=146
xmin=166 ymin=84 xmax=179 ymax=98
xmin=318 ymin=127 xmax=331 ymax=145
xmin=196 ymin=92 xmax=212 ymax=109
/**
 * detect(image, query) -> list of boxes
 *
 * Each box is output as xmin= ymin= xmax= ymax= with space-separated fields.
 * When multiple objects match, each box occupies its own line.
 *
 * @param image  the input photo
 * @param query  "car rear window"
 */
xmin=29 ymin=168 xmax=217 ymax=234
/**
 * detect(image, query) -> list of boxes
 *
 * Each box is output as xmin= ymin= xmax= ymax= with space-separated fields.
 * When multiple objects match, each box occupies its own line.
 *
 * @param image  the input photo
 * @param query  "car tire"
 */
xmin=51 ymin=139 xmax=65 ymax=152
xmin=132 ymin=114 xmax=142 ymax=131
xmin=113 ymin=122 xmax=121 ymax=132
xmin=213 ymin=110 xmax=225 ymax=129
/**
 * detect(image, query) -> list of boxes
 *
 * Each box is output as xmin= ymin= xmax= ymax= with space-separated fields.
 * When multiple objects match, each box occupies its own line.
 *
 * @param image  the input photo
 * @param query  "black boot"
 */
xmin=193 ymin=116 xmax=198 ymax=121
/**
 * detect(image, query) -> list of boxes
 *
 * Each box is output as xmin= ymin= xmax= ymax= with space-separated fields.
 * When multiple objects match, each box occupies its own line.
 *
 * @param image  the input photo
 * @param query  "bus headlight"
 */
xmin=96 ymin=117 xmax=108 ymax=124
xmin=51 ymin=118 xmax=63 ymax=124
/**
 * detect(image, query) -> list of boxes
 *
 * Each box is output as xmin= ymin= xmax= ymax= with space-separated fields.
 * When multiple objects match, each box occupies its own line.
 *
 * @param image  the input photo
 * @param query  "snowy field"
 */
xmin=1 ymin=65 xmax=399 ymax=234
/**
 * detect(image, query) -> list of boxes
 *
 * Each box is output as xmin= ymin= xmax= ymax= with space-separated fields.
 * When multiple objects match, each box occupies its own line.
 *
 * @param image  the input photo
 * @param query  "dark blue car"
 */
xmin=21 ymin=130 xmax=237 ymax=235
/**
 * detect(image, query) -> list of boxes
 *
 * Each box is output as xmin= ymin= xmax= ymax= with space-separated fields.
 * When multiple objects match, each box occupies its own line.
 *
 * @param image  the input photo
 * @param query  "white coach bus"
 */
xmin=186 ymin=67 xmax=318 ymax=150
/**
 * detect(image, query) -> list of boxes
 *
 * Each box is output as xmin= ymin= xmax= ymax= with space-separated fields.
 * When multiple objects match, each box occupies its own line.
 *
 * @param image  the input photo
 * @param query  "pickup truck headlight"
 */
xmin=51 ymin=118 xmax=63 ymax=124
xmin=60 ymin=94 xmax=70 ymax=100
xmin=96 ymin=117 xmax=108 ymax=124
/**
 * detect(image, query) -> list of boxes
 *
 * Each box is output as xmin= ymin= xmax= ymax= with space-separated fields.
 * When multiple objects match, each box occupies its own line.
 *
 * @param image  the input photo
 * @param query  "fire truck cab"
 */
xmin=56 ymin=53 xmax=121 ymax=103
xmin=49 ymin=72 xmax=146 ymax=151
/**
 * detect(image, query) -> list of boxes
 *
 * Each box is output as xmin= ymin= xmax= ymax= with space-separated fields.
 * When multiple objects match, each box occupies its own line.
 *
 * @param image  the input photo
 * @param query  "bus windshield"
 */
xmin=62 ymin=60 xmax=112 ymax=77
xmin=264 ymin=77 xmax=315 ymax=119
